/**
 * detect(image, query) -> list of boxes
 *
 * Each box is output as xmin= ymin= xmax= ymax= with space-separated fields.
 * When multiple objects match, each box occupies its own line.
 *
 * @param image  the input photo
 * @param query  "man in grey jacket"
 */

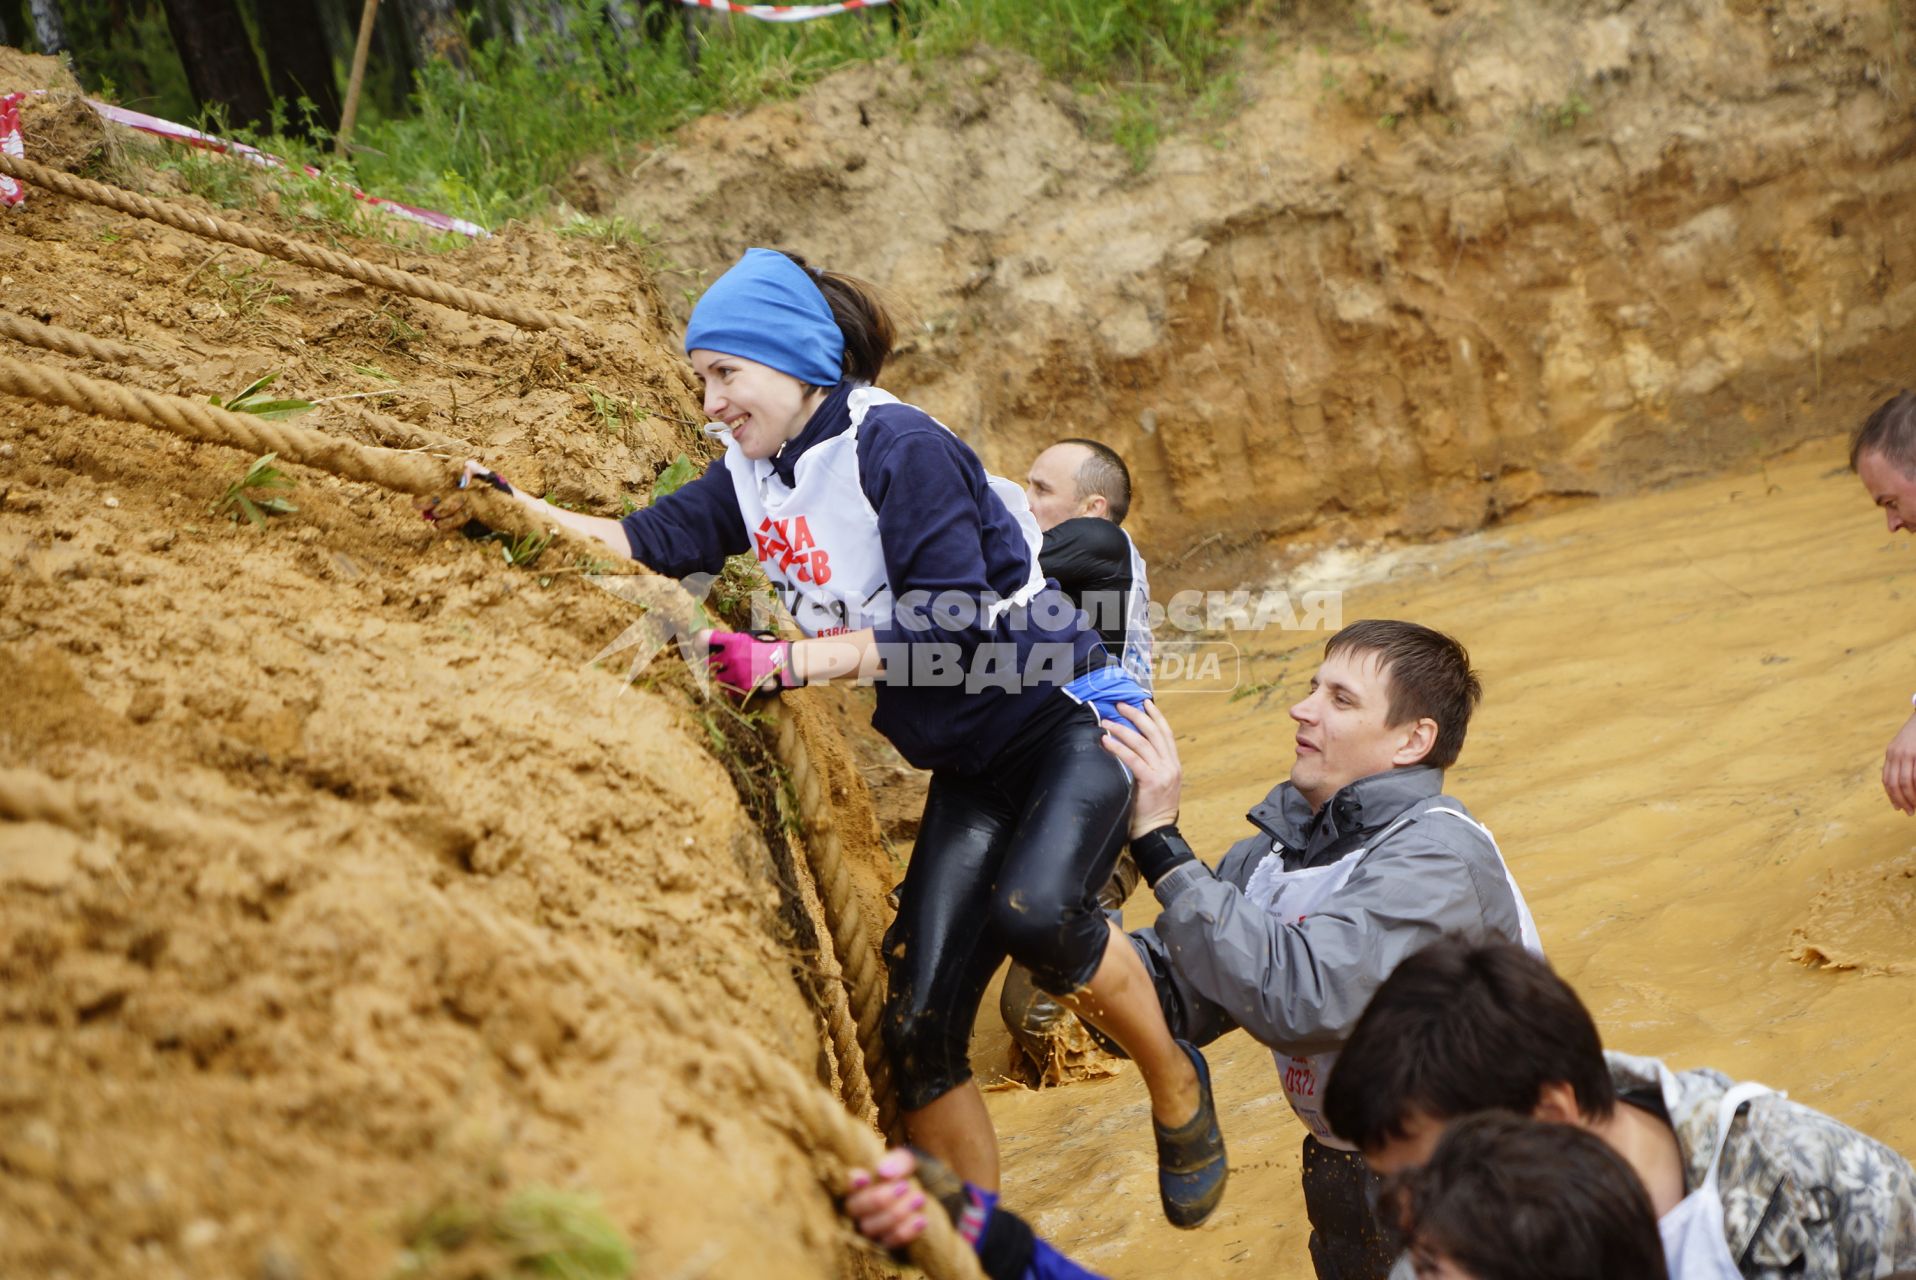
xmin=1101 ymin=619 xmax=1539 ymax=1280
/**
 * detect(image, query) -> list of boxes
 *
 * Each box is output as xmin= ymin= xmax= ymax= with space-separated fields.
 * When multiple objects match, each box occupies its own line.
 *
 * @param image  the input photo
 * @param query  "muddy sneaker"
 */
xmin=1154 ymin=1039 xmax=1227 ymax=1228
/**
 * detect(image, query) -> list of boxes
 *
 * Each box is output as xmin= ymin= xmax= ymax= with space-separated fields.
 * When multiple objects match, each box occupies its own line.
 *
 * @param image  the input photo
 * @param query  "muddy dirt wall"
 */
xmin=614 ymin=0 xmax=1916 ymax=577
xmin=0 ymin=63 xmax=894 ymax=1279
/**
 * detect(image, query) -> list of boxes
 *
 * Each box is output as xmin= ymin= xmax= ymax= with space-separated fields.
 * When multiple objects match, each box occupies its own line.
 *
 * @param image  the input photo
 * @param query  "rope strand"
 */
xmin=0 ymin=152 xmax=586 ymax=334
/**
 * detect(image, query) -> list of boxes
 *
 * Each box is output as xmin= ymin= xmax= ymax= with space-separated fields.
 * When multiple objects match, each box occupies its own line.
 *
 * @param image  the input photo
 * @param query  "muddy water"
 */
xmin=980 ymin=437 xmax=1916 ymax=1277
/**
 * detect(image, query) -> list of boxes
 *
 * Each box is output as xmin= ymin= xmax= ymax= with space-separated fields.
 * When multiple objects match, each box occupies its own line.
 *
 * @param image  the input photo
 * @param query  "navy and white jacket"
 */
xmin=619 ymin=381 xmax=1106 ymax=772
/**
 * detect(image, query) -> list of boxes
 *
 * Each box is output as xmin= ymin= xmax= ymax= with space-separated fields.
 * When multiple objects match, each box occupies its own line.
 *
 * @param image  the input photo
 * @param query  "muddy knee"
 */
xmin=991 ymin=891 xmax=1104 ymax=995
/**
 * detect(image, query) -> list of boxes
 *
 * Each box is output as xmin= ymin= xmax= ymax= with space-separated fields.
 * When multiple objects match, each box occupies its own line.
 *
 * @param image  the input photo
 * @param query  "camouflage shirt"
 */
xmin=1608 ymin=1050 xmax=1916 ymax=1279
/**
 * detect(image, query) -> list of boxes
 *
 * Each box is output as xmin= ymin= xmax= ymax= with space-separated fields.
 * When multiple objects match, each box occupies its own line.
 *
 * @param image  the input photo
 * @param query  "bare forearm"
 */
xmin=503 ymin=490 xmax=632 ymax=559
xmin=791 ymin=628 xmax=884 ymax=683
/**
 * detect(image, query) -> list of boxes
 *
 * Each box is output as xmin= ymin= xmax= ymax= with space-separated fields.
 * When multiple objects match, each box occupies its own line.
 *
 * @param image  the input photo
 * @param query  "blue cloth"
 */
xmin=1026 ymin=1238 xmax=1105 ymax=1280
xmin=682 ymin=247 xmax=845 ymax=387
xmin=1062 ymin=663 xmax=1150 ymax=728
xmin=960 ymin=1186 xmax=1107 ymax=1280
xmin=618 ymin=382 xmax=1107 ymax=773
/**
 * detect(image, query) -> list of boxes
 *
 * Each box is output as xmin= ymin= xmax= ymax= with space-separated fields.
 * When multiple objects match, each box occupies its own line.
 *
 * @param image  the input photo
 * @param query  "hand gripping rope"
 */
xmin=0 ymin=347 xmax=909 ymax=1182
xmin=2 ymin=145 xmax=911 ymax=1207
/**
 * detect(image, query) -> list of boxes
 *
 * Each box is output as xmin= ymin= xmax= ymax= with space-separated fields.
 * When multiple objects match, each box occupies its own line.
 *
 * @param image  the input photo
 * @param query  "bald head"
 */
xmin=1025 ymin=439 xmax=1132 ymax=532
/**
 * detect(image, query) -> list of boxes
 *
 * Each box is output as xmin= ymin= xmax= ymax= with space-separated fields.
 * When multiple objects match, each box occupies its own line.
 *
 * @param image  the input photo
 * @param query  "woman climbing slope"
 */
xmin=461 ymin=248 xmax=1226 ymax=1227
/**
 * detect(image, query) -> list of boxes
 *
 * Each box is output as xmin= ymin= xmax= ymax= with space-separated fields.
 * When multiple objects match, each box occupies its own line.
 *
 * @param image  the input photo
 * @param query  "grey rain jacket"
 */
xmin=1131 ymin=764 xmax=1533 ymax=1056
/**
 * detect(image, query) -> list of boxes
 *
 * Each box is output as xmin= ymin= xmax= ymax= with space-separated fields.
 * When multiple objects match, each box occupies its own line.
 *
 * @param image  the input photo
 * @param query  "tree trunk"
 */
xmin=391 ymin=0 xmax=467 ymax=70
xmin=27 ymin=0 xmax=70 ymax=54
xmin=255 ymin=0 xmax=344 ymax=137
xmin=159 ymin=0 xmax=274 ymax=130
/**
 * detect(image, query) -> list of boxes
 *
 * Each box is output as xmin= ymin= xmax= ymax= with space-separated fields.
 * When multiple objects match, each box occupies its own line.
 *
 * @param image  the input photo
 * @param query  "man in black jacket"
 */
xmin=1001 ymin=440 xmax=1156 ymax=1080
xmin=1023 ymin=439 xmax=1152 ymax=677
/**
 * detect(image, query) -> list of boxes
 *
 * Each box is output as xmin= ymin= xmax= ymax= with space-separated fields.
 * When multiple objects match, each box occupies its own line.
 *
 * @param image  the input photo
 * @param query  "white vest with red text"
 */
xmin=1247 ymin=804 xmax=1542 ymax=1150
xmin=722 ymin=386 xmax=1046 ymax=637
xmin=1120 ymin=529 xmax=1154 ymax=693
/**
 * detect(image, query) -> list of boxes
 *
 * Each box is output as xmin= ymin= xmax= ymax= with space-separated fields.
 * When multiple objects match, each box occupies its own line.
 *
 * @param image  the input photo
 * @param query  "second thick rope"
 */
xmin=0 ymin=151 xmax=584 ymax=334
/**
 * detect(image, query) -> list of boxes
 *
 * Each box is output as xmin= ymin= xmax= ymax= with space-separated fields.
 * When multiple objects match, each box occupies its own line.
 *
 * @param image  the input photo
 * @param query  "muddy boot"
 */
xmin=1155 ymin=1039 xmax=1227 ymax=1228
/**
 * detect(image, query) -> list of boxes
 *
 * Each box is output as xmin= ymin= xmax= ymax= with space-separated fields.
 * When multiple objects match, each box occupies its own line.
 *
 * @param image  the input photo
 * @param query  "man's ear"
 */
xmin=1391 ymin=717 xmax=1439 ymax=767
xmin=1530 ymin=1081 xmax=1583 ymax=1126
xmin=1081 ymin=492 xmax=1110 ymax=520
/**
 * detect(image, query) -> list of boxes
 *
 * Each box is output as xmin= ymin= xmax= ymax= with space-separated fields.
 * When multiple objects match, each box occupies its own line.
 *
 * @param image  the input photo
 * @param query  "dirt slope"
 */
xmin=0 ymin=61 xmax=892 ymax=1280
xmin=612 ymin=0 xmax=1916 ymax=580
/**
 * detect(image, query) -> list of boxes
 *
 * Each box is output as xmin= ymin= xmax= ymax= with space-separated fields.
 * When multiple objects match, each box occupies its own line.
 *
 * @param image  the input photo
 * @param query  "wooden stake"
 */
xmin=335 ymin=0 xmax=382 ymax=159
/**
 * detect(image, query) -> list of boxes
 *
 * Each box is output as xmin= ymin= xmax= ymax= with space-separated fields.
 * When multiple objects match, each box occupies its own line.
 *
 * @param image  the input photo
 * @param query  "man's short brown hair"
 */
xmin=1054 ymin=438 xmax=1133 ymax=525
xmin=1323 ymin=619 xmax=1481 ymax=769
xmin=1323 ymin=939 xmax=1618 ymax=1153
xmin=1849 ymin=390 xmax=1916 ymax=474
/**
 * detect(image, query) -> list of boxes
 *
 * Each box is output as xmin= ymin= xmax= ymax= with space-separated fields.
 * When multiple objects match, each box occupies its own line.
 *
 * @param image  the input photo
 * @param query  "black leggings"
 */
xmin=881 ymin=694 xmax=1134 ymax=1111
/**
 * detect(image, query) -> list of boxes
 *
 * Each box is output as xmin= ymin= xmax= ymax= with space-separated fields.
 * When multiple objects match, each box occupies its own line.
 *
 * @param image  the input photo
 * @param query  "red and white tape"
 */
xmin=0 ymin=93 xmax=25 ymax=208
xmin=5 ymin=0 xmax=887 ymax=221
xmin=82 ymin=99 xmax=487 ymax=237
xmin=0 ymin=91 xmax=484 ymax=236
xmin=680 ymin=0 xmax=890 ymax=21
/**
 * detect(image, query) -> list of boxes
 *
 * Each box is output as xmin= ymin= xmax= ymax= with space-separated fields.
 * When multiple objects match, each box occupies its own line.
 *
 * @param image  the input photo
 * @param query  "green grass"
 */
xmin=343 ymin=0 xmax=1261 ymax=223
xmin=94 ymin=0 xmax=1261 ymax=237
xmin=392 ymin=1186 xmax=633 ymax=1280
xmin=210 ymin=452 xmax=299 ymax=530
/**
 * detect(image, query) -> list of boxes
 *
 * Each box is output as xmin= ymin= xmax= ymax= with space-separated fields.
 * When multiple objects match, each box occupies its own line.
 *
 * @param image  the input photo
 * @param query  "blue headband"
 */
xmin=683 ymin=248 xmax=846 ymax=388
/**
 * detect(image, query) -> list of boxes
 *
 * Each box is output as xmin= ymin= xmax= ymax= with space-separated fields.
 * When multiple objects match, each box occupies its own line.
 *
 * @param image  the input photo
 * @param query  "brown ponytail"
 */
xmin=776 ymin=250 xmax=895 ymax=385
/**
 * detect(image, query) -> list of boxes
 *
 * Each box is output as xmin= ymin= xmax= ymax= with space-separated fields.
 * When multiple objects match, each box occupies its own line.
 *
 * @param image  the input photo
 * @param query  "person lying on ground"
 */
xmin=461 ymin=248 xmax=1217 ymax=1225
xmin=844 ymin=1147 xmax=1104 ymax=1280
xmin=1383 ymin=1110 xmax=1669 ymax=1280
xmin=1847 ymin=389 xmax=1916 ymax=814
xmin=1097 ymin=619 xmax=1541 ymax=1279
xmin=1321 ymin=938 xmax=1916 ymax=1279
xmin=1002 ymin=437 xmax=1154 ymax=1080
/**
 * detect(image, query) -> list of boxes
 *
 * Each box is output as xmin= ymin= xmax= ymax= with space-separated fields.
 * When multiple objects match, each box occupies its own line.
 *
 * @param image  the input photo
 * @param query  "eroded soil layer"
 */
xmin=0 ymin=67 xmax=888 ymax=1280
xmin=615 ymin=0 xmax=1915 ymax=574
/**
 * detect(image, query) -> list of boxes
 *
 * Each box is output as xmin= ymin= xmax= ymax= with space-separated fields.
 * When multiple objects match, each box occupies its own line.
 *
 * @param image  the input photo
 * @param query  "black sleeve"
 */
xmin=1039 ymin=517 xmax=1130 ymax=598
xmin=617 ymin=461 xmax=752 ymax=577
xmin=1040 ymin=517 xmax=1133 ymax=652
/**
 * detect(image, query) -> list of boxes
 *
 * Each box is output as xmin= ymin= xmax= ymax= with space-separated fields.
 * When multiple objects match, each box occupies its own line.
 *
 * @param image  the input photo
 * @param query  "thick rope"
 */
xmin=784 ymin=817 xmax=878 ymax=1129
xmin=772 ymin=703 xmax=902 ymax=1142
xmin=0 ymin=768 xmax=981 ymax=1280
xmin=0 ymin=353 xmax=901 ymax=1133
xmin=0 ymin=352 xmax=658 ymax=588
xmin=646 ymin=980 xmax=979 ymax=1280
xmin=0 ymin=351 xmax=447 ymax=493
xmin=0 ymin=152 xmax=585 ymax=334
xmin=0 ymin=309 xmax=178 ymax=369
xmin=0 ymin=313 xmax=471 ymax=456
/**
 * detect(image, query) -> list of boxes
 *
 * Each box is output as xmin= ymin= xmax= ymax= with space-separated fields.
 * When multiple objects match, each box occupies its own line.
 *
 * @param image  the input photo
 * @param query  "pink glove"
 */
xmin=705 ymin=630 xmax=802 ymax=696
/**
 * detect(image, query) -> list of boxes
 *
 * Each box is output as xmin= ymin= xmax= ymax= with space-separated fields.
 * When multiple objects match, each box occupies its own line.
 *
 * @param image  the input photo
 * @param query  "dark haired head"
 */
xmin=1056 ymin=438 xmax=1133 ymax=524
xmin=1324 ymin=938 xmax=1615 ymax=1153
xmin=1322 ymin=620 xmax=1481 ymax=769
xmin=776 ymin=249 xmax=895 ymax=386
xmin=1849 ymin=391 xmax=1916 ymax=475
xmin=1387 ymin=1111 xmax=1667 ymax=1280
